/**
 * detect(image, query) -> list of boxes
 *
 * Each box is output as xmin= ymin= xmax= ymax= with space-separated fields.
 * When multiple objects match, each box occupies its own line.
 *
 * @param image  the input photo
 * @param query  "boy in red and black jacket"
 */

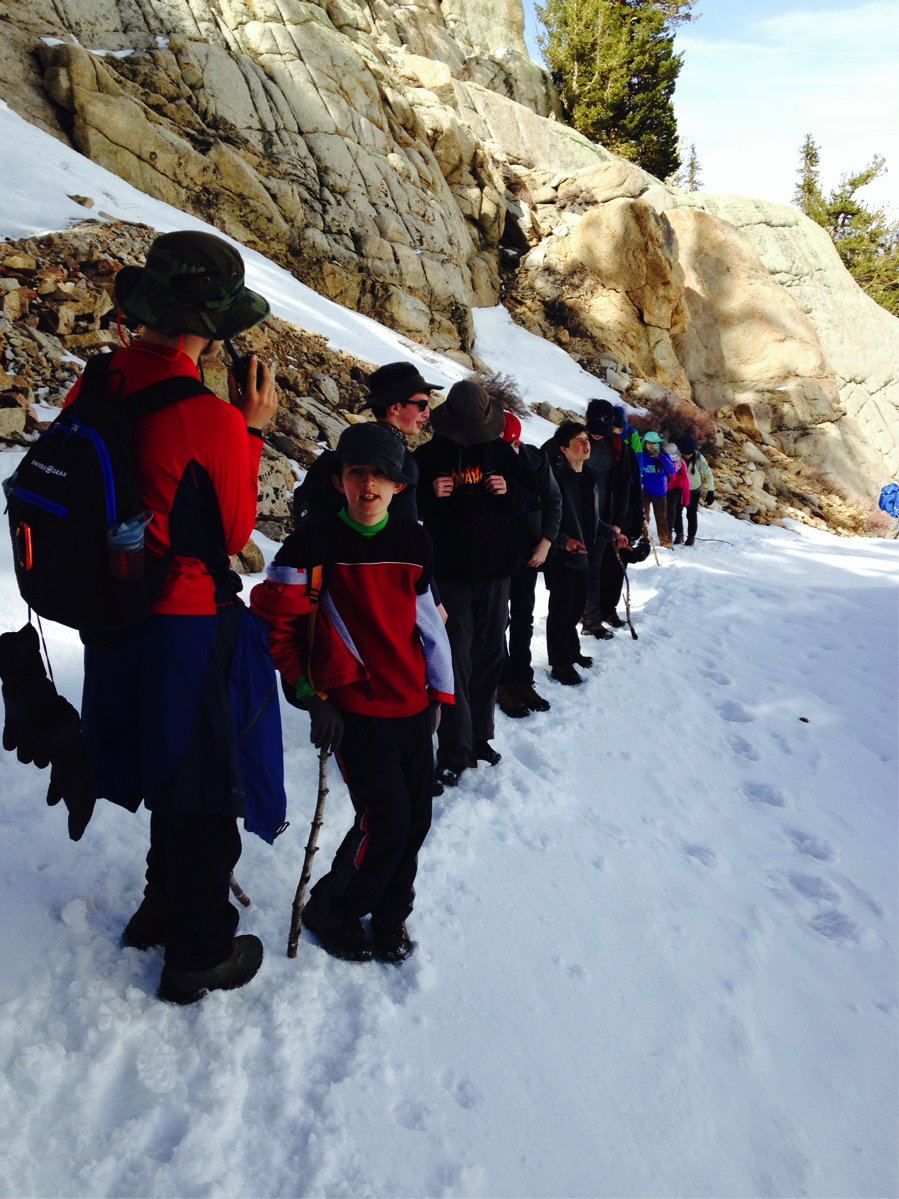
xmin=251 ymin=423 xmax=453 ymax=963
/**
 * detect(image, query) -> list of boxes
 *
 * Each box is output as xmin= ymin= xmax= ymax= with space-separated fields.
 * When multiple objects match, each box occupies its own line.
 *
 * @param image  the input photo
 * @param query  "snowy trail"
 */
xmin=0 ymin=98 xmax=896 ymax=1197
xmin=0 ymin=500 xmax=896 ymax=1198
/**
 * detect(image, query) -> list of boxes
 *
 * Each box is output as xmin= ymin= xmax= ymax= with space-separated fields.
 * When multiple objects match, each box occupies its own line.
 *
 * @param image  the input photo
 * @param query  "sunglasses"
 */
xmin=401 ymin=399 xmax=430 ymax=411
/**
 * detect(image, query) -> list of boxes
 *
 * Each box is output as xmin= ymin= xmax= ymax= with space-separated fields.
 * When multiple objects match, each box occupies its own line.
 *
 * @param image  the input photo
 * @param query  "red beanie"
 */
xmin=501 ymin=411 xmax=522 ymax=443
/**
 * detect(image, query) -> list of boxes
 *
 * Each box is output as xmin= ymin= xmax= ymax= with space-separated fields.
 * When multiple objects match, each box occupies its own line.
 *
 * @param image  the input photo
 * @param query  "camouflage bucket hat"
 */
xmin=114 ymin=230 xmax=271 ymax=338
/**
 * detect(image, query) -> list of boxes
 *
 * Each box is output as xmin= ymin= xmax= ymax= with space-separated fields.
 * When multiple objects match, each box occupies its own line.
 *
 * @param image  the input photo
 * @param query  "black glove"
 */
xmin=429 ymin=701 xmax=441 ymax=735
xmin=307 ymin=694 xmax=344 ymax=754
xmin=705 ymin=491 xmax=715 ymax=506
xmin=46 ymin=739 xmax=96 ymax=842
xmin=0 ymin=624 xmax=97 ymax=841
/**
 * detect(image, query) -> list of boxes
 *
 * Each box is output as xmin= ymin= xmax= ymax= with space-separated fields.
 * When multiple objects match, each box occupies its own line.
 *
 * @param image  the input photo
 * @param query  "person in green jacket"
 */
xmin=678 ymin=437 xmax=715 ymax=546
xmin=612 ymin=406 xmax=642 ymax=455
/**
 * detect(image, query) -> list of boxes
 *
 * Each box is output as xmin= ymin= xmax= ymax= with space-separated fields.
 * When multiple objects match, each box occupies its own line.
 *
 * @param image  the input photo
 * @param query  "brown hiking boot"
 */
xmin=496 ymin=683 xmax=530 ymax=719
xmin=372 ymin=919 xmax=413 ymax=964
xmin=515 ymin=681 xmax=550 ymax=712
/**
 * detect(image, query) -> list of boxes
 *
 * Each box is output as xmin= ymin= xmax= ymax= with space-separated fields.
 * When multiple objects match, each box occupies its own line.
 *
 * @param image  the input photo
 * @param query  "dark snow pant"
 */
xmin=686 ymin=490 xmax=701 ymax=541
xmin=545 ymin=565 xmax=588 ymax=668
xmin=145 ymin=812 xmax=241 ymax=970
xmin=667 ymin=491 xmax=684 ymax=542
xmin=311 ymin=709 xmax=433 ymax=922
xmin=583 ymin=537 xmax=625 ymax=626
xmin=500 ymin=565 xmax=539 ymax=686
xmin=643 ymin=493 xmax=672 ymax=547
xmin=436 ymin=575 xmax=510 ymax=771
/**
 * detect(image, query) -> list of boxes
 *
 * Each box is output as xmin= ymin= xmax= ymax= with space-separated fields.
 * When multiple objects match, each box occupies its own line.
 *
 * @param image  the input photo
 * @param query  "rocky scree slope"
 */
xmin=0 ymin=220 xmax=879 ymax=540
xmin=0 ymin=0 xmax=896 ymax=528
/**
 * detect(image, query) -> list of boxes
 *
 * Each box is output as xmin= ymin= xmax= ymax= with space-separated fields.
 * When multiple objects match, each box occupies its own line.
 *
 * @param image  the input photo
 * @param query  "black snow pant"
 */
xmin=145 ymin=812 xmax=242 ymax=971
xmin=436 ymin=575 xmax=510 ymax=771
xmin=583 ymin=535 xmax=624 ymax=626
xmin=311 ymin=708 xmax=433 ymax=922
xmin=686 ymin=490 xmax=701 ymax=541
xmin=667 ymin=490 xmax=684 ymax=542
xmin=500 ymin=565 xmax=539 ymax=686
xmin=545 ymin=564 xmax=588 ymax=668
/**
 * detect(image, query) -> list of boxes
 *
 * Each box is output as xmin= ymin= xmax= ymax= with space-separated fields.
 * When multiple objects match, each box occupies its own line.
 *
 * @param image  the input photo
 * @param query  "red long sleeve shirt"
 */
xmin=65 ymin=340 xmax=262 ymax=615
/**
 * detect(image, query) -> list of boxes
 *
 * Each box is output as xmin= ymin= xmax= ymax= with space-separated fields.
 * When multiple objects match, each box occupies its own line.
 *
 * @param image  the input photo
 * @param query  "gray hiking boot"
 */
xmin=158 ymin=935 xmax=264 ymax=1005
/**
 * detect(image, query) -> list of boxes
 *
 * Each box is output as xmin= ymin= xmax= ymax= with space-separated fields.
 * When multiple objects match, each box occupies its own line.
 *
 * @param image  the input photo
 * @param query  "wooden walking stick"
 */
xmin=287 ymin=747 xmax=331 ymax=958
xmin=644 ymin=518 xmax=660 ymax=567
xmin=613 ymin=545 xmax=639 ymax=641
xmin=229 ymin=873 xmax=252 ymax=907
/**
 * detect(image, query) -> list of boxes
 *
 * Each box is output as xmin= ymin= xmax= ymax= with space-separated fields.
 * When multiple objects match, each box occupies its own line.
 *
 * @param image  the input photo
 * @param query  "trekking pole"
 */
xmin=644 ymin=519 xmax=660 ymax=567
xmin=613 ymin=546 xmax=639 ymax=641
xmin=287 ymin=747 xmax=331 ymax=959
xmin=229 ymin=873 xmax=252 ymax=907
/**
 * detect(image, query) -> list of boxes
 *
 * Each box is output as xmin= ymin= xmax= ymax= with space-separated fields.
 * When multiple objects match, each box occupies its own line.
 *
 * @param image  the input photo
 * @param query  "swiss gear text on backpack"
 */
xmin=5 ymin=352 xmax=214 ymax=633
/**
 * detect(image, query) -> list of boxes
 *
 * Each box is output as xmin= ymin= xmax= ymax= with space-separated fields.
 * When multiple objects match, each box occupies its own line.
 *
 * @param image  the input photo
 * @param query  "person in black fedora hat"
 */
xmin=415 ymin=380 xmax=538 ymax=790
xmin=252 ymin=421 xmax=453 ymax=964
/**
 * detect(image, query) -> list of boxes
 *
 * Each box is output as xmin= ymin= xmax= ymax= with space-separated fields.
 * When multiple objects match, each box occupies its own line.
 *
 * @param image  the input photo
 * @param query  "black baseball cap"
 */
xmin=365 ymin=362 xmax=443 ymax=409
xmin=332 ymin=423 xmax=416 ymax=485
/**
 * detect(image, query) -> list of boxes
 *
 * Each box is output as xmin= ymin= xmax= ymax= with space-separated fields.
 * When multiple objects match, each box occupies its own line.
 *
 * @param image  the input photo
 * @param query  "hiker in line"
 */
xmin=679 ymin=437 xmax=715 ymax=546
xmin=251 ymin=423 xmax=453 ymax=963
xmin=495 ymin=410 xmax=561 ymax=720
xmin=639 ymin=432 xmax=675 ymax=548
xmin=664 ymin=442 xmax=692 ymax=545
xmin=543 ymin=422 xmax=628 ymax=686
xmin=415 ymin=380 xmax=537 ymax=790
xmin=70 ymin=231 xmax=283 ymax=1005
xmin=578 ymin=398 xmax=639 ymax=640
xmin=294 ymin=360 xmax=442 ymax=528
xmin=613 ymin=405 xmax=643 ymax=455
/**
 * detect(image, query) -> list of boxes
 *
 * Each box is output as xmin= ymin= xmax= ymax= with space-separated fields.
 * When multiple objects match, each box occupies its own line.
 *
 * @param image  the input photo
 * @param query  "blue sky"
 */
xmin=521 ymin=0 xmax=899 ymax=211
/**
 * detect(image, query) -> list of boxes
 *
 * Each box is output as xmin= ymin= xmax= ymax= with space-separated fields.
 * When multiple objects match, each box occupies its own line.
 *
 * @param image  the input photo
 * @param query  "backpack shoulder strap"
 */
xmin=126 ymin=376 xmax=217 ymax=418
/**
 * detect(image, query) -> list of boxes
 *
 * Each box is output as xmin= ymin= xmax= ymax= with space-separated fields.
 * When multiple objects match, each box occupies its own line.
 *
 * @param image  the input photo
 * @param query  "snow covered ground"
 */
xmin=0 ymin=98 xmax=897 ymax=1199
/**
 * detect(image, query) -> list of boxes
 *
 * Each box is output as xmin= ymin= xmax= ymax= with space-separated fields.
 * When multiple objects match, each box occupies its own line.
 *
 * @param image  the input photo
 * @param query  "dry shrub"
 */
xmin=556 ymin=181 xmax=597 ymax=214
xmin=468 ymin=370 xmax=529 ymax=416
xmin=629 ymin=395 xmax=717 ymax=448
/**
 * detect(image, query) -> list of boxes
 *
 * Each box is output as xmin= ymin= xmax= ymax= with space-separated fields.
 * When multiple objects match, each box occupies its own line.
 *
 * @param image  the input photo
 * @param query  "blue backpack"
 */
xmin=879 ymin=484 xmax=899 ymax=519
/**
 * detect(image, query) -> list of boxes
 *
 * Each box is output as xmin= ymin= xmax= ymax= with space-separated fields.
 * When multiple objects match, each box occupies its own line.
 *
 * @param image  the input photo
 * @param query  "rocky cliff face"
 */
xmin=0 ymin=0 xmax=896 ymax=525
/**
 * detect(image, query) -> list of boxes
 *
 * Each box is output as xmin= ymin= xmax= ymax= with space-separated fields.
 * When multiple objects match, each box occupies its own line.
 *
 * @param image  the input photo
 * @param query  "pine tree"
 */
xmin=793 ymin=134 xmax=824 ymax=222
xmin=536 ymin=0 xmax=697 ymax=181
xmin=793 ymin=139 xmax=899 ymax=316
xmin=667 ymin=140 xmax=702 ymax=191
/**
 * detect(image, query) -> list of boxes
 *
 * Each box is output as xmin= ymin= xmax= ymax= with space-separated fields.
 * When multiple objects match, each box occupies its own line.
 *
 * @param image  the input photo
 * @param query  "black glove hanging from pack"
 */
xmin=0 ymin=624 xmax=96 ymax=841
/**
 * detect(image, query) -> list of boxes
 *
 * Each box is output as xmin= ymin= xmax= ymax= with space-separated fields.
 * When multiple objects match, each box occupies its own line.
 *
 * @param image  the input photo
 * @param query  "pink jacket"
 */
xmin=667 ymin=461 xmax=691 ymax=506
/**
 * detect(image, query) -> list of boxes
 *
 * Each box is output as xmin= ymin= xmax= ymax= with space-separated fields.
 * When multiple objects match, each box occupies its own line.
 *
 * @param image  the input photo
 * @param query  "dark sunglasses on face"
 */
xmin=401 ymin=399 xmax=430 ymax=411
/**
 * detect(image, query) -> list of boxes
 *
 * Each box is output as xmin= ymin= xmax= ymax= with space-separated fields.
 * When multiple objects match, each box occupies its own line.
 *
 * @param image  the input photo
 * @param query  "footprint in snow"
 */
xmin=727 ymin=734 xmax=760 ymax=761
xmin=785 ymin=829 xmax=834 ymax=861
xmin=807 ymin=909 xmax=867 ymax=948
xmin=742 ymin=782 xmax=787 ymax=807
xmin=788 ymin=872 xmax=840 ymax=903
xmin=683 ymin=844 xmax=717 ymax=868
xmin=700 ymin=668 xmax=732 ymax=685
xmin=441 ymin=1071 xmax=480 ymax=1109
xmin=718 ymin=700 xmax=754 ymax=723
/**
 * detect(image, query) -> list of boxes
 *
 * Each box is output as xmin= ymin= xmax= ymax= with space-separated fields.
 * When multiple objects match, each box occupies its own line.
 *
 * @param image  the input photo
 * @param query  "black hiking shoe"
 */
xmin=574 ymin=653 xmax=594 ymax=668
xmin=496 ymin=683 xmax=531 ymax=719
xmin=602 ymin=611 xmax=626 ymax=629
xmin=158 ymin=935 xmax=264 ymax=1005
xmin=301 ymin=898 xmax=373 ymax=961
xmin=122 ymin=886 xmax=170 ymax=951
xmin=434 ymin=765 xmax=462 ymax=793
xmin=372 ymin=919 xmax=413 ymax=964
xmin=582 ymin=623 xmax=614 ymax=640
xmin=673 ymin=534 xmax=684 ymax=545
xmin=515 ymin=681 xmax=550 ymax=713
xmin=474 ymin=740 xmax=501 ymax=766
xmin=551 ymin=664 xmax=583 ymax=686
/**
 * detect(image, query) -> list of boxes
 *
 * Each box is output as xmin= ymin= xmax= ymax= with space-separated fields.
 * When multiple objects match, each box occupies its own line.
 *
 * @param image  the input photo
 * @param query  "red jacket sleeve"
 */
xmin=250 ymin=567 xmax=311 ymax=686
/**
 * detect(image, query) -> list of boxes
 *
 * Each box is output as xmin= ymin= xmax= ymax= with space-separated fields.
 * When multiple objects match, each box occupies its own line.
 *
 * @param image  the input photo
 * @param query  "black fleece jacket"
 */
xmin=415 ymin=434 xmax=538 ymax=581
xmin=550 ymin=459 xmax=617 ymax=571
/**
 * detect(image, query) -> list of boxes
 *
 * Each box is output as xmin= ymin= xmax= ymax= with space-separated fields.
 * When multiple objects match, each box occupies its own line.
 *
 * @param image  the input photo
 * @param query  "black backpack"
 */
xmin=5 ymin=352 xmax=214 ymax=634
